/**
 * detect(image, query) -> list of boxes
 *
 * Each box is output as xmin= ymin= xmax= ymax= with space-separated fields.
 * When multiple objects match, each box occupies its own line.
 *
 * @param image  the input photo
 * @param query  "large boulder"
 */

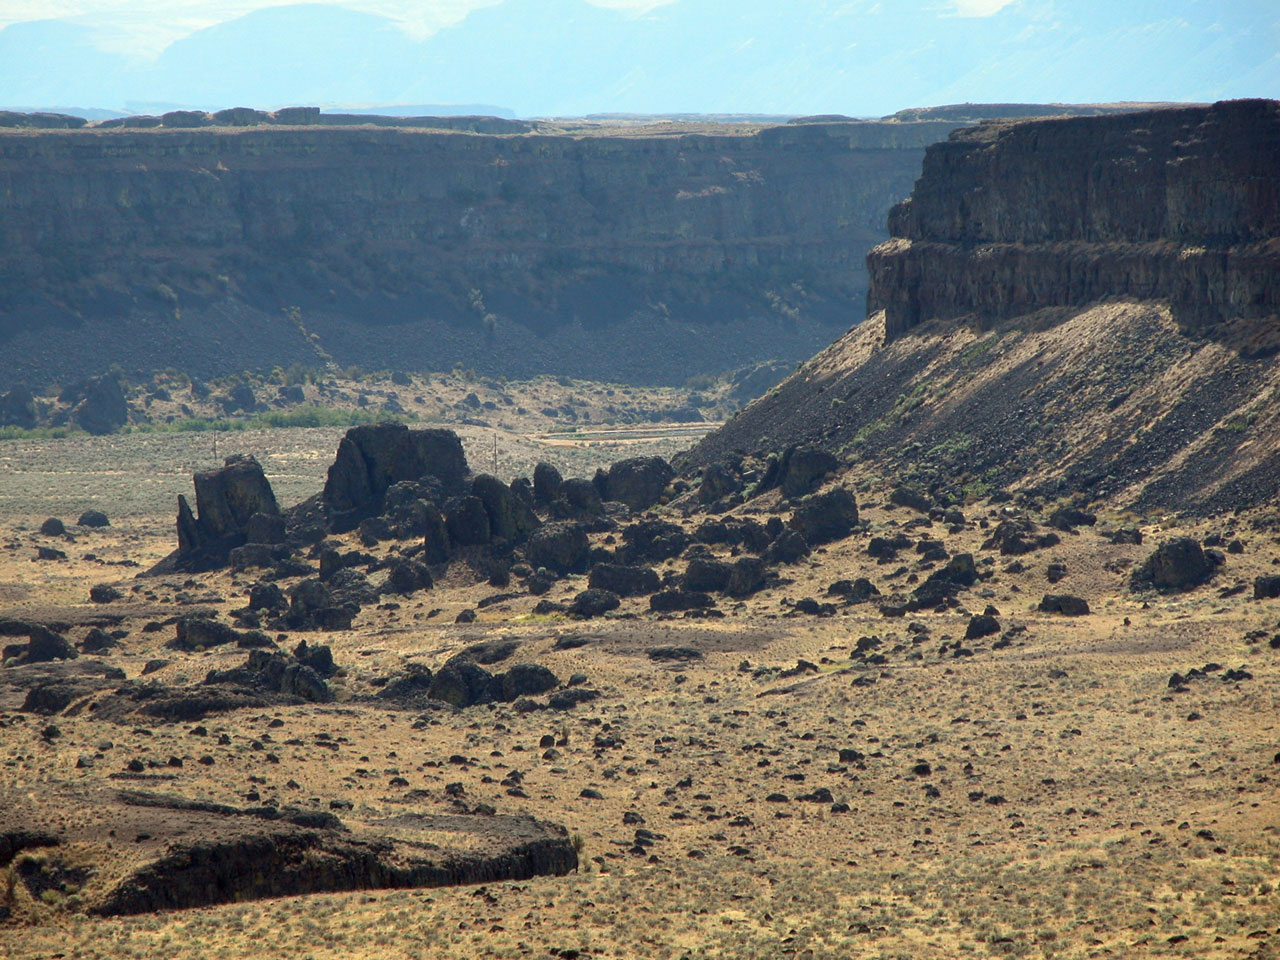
xmin=68 ymin=374 xmax=128 ymax=435
xmin=699 ymin=461 xmax=743 ymax=504
xmin=322 ymin=423 xmax=468 ymax=531
xmin=1131 ymin=538 xmax=1216 ymax=592
xmin=524 ymin=523 xmax=591 ymax=575
xmin=550 ymin=479 xmax=605 ymax=520
xmin=445 ymin=496 xmax=491 ymax=547
xmin=532 ymin=462 xmax=564 ymax=505
xmin=725 ymin=557 xmax=767 ymax=597
xmin=761 ymin=445 xmax=839 ymax=499
xmin=174 ymin=454 xmax=279 ymax=571
xmin=789 ymin=488 xmax=859 ymax=544
xmin=421 ymin=504 xmax=451 ymax=564
xmin=428 ymin=661 xmax=496 ymax=707
xmin=619 ymin=519 xmax=688 ymax=564
xmin=595 ymin=457 xmax=673 ymax=511
xmin=588 ymin=563 xmax=661 ymax=597
xmin=472 ymin=474 xmax=539 ymax=542
xmin=683 ymin=558 xmax=732 ymax=593
xmin=570 ymin=589 xmax=621 ymax=618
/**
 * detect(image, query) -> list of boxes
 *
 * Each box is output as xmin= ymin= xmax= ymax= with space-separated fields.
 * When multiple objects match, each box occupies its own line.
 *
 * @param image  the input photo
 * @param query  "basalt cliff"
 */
xmin=0 ymin=118 xmax=956 ymax=389
xmin=686 ymin=100 xmax=1280 ymax=514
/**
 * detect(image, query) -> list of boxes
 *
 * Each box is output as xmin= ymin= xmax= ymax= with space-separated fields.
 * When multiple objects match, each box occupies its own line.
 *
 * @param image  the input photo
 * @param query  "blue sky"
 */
xmin=1 ymin=0 xmax=1275 ymax=116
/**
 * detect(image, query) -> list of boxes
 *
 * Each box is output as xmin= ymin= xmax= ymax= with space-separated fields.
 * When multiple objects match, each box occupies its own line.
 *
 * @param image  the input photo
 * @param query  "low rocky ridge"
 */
xmin=685 ymin=100 xmax=1280 ymax=514
xmin=0 ymin=787 xmax=575 ymax=916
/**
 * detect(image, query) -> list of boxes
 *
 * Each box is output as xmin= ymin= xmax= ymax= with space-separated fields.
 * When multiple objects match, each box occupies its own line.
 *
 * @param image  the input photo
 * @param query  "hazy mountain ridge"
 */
xmin=1 ymin=0 xmax=1275 ymax=115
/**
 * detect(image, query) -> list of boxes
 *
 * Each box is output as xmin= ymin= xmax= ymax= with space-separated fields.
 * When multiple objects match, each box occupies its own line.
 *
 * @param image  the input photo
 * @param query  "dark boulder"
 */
xmin=445 ymin=496 xmax=491 ymax=547
xmin=0 ymin=384 xmax=37 ymax=428
xmin=550 ymin=478 xmax=605 ymax=520
xmin=498 ymin=663 xmax=559 ymax=701
xmin=683 ymin=558 xmax=732 ymax=593
xmin=280 ymin=579 xmax=358 ymax=631
xmin=248 ymin=583 xmax=287 ymax=611
xmin=80 ymin=628 xmax=119 ymax=653
xmin=1039 ymin=594 xmax=1091 ymax=616
xmin=1111 ymin=528 xmax=1144 ymax=545
xmin=693 ymin=517 xmax=770 ymax=552
xmin=766 ymin=445 xmax=839 ymax=499
xmin=171 ymin=618 xmax=245 ymax=651
xmin=228 ymin=543 xmax=292 ymax=570
xmin=428 ymin=661 xmax=496 ymax=707
xmin=383 ymin=559 xmax=433 ymax=595
xmin=279 ymin=663 xmax=332 ymax=702
xmin=220 ymin=381 xmax=258 ymax=414
xmin=964 ymin=614 xmax=1001 ymax=640
xmin=327 ymin=568 xmax=380 ymax=607
xmin=421 ymin=503 xmax=452 ymax=564
xmin=244 ymin=512 xmax=287 ymax=544
xmin=525 ymin=522 xmax=591 ymax=575
xmin=766 ymin=530 xmax=810 ymax=565
xmin=699 ymin=461 xmax=742 ymax=504
xmin=588 ymin=563 xmax=660 ymax=597
xmin=532 ymin=462 xmax=564 ymax=505
xmin=1255 ymin=575 xmax=1280 ymax=600
xmin=789 ymin=487 xmax=859 ymax=545
xmin=175 ymin=454 xmax=280 ymax=571
xmin=1049 ymin=506 xmax=1097 ymax=530
xmin=89 ymin=584 xmax=123 ymax=603
xmin=76 ymin=509 xmax=110 ymax=528
xmin=725 ymin=557 xmax=767 ymax=597
xmin=983 ymin=518 xmax=1059 ymax=556
xmin=1131 ymin=538 xmax=1215 ymax=592
xmin=322 ymin=423 xmax=469 ymax=530
xmin=596 ymin=457 xmax=673 ymax=511
xmin=649 ymin=590 xmax=715 ymax=612
xmin=829 ymin=578 xmax=880 ymax=603
xmin=39 ymin=517 xmax=65 ymax=537
xmin=472 ymin=474 xmax=539 ymax=542
xmin=570 ymin=589 xmax=621 ymax=618
xmin=619 ymin=519 xmax=688 ymax=564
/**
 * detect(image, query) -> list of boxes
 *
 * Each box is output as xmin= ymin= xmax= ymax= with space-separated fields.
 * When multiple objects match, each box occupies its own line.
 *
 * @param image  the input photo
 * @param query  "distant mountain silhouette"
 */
xmin=0 ymin=0 xmax=1275 ymax=115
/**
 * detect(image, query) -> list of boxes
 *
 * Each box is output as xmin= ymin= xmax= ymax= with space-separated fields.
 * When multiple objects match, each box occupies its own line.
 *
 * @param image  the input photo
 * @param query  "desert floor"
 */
xmin=1 ymin=417 xmax=1278 ymax=960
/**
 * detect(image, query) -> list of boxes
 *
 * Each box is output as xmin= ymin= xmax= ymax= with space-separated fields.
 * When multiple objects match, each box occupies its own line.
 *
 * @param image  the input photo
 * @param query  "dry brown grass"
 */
xmin=1 ymin=424 xmax=1278 ymax=959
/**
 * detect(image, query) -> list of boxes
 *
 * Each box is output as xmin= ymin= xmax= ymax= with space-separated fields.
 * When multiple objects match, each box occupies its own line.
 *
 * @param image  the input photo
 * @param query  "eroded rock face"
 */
xmin=869 ymin=100 xmax=1280 ymax=339
xmin=0 ymin=788 xmax=576 ymax=916
xmin=322 ymin=424 xmax=469 ymax=531
xmin=174 ymin=454 xmax=279 ymax=571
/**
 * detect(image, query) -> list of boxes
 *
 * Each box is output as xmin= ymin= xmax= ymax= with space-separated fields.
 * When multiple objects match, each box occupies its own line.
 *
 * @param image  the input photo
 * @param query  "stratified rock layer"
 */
xmin=0 ymin=120 xmax=957 ymax=387
xmin=686 ymin=101 xmax=1280 ymax=513
xmin=868 ymin=100 xmax=1280 ymax=339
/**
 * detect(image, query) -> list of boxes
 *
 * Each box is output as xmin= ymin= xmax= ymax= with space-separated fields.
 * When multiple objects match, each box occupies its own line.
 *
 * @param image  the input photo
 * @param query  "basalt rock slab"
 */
xmin=0 ymin=788 xmax=576 ymax=917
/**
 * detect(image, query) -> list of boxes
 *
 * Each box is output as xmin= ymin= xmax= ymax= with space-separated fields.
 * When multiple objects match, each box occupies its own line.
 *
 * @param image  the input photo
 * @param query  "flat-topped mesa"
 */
xmin=0 ymin=117 xmax=959 ymax=388
xmin=868 ymin=99 xmax=1280 ymax=340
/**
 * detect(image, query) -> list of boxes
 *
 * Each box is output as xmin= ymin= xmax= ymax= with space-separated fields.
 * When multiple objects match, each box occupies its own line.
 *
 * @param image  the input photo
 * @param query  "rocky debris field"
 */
xmin=1 ymin=422 xmax=1278 ymax=958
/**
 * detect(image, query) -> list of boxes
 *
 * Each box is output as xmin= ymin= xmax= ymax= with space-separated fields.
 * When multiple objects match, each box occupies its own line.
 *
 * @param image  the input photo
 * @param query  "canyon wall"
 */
xmin=687 ymin=101 xmax=1280 ymax=513
xmin=0 ymin=119 xmax=956 ymax=388
xmin=868 ymin=100 xmax=1280 ymax=339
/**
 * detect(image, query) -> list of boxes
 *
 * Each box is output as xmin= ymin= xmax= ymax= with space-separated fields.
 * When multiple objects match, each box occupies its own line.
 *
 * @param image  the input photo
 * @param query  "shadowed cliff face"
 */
xmin=868 ymin=100 xmax=1280 ymax=339
xmin=685 ymin=101 xmax=1280 ymax=513
xmin=0 ymin=120 xmax=956 ymax=388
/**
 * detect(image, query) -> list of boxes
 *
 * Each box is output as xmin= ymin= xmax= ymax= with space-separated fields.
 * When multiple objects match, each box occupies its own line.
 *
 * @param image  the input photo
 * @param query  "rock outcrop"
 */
xmin=0 ymin=788 xmax=576 ymax=917
xmin=173 ymin=454 xmax=280 ymax=571
xmin=868 ymin=100 xmax=1280 ymax=339
xmin=322 ymin=423 xmax=469 ymax=531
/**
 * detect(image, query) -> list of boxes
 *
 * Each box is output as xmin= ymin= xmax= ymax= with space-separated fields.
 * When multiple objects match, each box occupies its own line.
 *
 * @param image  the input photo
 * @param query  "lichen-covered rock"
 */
xmin=1131 ymin=537 xmax=1215 ymax=592
xmin=789 ymin=487 xmax=859 ymax=544
xmin=524 ymin=522 xmax=591 ymax=575
xmin=595 ymin=457 xmax=673 ymax=511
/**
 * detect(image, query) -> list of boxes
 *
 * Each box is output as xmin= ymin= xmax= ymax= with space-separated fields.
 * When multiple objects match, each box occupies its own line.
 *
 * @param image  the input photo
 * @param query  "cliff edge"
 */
xmin=685 ymin=101 xmax=1280 ymax=514
xmin=0 ymin=119 xmax=956 ymax=389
